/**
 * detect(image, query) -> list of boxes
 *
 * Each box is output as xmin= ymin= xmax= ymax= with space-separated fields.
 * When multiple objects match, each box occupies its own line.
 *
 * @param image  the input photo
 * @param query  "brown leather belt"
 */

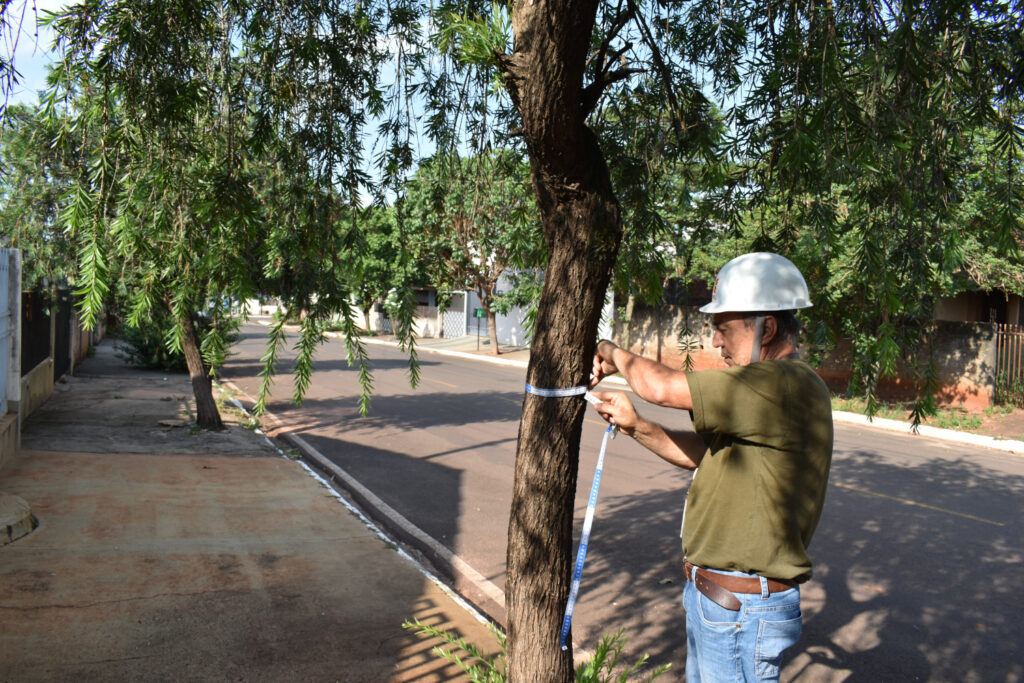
xmin=683 ymin=560 xmax=796 ymax=611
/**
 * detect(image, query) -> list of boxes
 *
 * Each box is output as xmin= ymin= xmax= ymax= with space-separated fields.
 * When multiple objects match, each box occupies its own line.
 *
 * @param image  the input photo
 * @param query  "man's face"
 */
xmin=711 ymin=312 xmax=755 ymax=367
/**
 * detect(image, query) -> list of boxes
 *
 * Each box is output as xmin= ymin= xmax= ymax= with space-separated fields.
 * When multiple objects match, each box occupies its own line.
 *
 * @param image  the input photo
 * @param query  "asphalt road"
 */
xmin=221 ymin=324 xmax=1024 ymax=682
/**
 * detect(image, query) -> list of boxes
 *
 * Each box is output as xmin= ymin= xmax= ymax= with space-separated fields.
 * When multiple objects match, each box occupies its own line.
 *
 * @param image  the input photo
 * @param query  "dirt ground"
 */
xmin=963 ymin=406 xmax=1024 ymax=441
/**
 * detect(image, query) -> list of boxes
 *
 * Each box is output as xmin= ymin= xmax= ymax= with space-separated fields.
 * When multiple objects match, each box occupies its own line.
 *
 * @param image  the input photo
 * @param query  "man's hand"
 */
xmin=589 ymin=391 xmax=639 ymax=436
xmin=590 ymin=390 xmax=705 ymax=470
xmin=590 ymin=340 xmax=619 ymax=388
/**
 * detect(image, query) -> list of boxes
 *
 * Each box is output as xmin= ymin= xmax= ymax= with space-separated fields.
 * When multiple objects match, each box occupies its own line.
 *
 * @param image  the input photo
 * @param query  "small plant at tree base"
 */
xmin=403 ymin=618 xmax=506 ymax=682
xmin=573 ymin=629 xmax=670 ymax=682
xmin=401 ymin=619 xmax=669 ymax=682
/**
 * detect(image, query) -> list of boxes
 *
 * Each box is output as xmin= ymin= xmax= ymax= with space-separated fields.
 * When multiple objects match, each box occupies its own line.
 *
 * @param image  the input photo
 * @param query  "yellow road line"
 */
xmin=421 ymin=376 xmax=457 ymax=388
xmin=831 ymin=481 xmax=1004 ymax=526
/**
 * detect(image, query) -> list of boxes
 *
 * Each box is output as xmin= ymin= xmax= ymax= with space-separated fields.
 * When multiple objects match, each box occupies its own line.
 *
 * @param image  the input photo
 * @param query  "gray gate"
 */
xmin=442 ymin=292 xmax=467 ymax=338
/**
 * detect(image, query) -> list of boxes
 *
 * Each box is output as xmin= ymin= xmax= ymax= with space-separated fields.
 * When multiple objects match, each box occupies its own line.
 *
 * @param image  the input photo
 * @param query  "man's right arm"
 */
xmin=592 ymin=340 xmax=693 ymax=411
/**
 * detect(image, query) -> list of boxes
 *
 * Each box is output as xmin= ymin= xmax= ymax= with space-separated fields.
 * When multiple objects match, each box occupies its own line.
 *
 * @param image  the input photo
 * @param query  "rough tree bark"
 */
xmin=501 ymin=0 xmax=623 ymax=679
xmin=179 ymin=310 xmax=224 ymax=430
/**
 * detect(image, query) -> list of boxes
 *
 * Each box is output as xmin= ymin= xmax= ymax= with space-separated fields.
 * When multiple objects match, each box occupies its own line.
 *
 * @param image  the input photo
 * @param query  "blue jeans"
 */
xmin=683 ymin=566 xmax=802 ymax=682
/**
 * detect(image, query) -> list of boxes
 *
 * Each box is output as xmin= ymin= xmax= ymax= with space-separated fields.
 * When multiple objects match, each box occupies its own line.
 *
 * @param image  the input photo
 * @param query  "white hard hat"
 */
xmin=699 ymin=252 xmax=812 ymax=314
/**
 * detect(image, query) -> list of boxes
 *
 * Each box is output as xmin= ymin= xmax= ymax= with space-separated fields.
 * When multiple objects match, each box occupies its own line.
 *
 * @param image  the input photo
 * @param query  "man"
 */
xmin=589 ymin=252 xmax=833 ymax=682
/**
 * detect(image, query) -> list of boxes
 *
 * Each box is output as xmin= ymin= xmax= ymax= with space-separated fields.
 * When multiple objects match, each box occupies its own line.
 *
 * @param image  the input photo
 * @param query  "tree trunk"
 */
xmin=502 ymin=1 xmax=622 ymax=678
xmin=180 ymin=311 xmax=224 ymax=430
xmin=478 ymin=288 xmax=501 ymax=355
xmin=622 ymin=292 xmax=636 ymax=351
xmin=486 ymin=308 xmax=501 ymax=355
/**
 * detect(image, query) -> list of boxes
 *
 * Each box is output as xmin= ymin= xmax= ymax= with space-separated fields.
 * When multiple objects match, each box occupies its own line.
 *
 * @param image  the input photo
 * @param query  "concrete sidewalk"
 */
xmin=0 ymin=340 xmax=500 ymax=682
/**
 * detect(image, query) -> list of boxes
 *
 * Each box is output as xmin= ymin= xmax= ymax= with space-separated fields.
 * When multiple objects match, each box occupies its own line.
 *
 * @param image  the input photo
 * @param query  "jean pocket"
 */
xmin=754 ymin=613 xmax=802 ymax=680
xmin=696 ymin=589 xmax=742 ymax=627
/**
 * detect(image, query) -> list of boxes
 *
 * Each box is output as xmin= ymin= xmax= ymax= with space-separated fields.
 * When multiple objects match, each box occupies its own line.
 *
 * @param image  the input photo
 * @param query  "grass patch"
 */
xmin=830 ymin=396 xmax=907 ymax=421
xmin=930 ymin=410 xmax=983 ymax=432
xmin=831 ymin=396 xmax=983 ymax=431
xmin=985 ymin=403 xmax=1014 ymax=418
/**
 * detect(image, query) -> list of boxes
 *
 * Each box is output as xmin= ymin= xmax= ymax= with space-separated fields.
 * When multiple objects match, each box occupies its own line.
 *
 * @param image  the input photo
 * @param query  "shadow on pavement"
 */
xmin=563 ymin=443 xmax=1024 ymax=682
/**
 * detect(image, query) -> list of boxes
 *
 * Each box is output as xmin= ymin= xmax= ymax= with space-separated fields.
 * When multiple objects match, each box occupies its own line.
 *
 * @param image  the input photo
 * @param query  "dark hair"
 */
xmin=743 ymin=310 xmax=800 ymax=344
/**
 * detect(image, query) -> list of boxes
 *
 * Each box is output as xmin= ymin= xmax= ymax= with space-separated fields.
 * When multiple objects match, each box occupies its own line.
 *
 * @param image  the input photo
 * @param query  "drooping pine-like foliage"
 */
xmin=32 ymin=0 xmax=436 ymax=416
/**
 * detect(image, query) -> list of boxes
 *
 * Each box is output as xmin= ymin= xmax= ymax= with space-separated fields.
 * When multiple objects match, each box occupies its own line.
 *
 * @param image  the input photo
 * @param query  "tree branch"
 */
xmin=590 ymin=1 xmax=634 ymax=75
xmin=580 ymin=67 xmax=645 ymax=117
xmin=624 ymin=0 xmax=684 ymax=132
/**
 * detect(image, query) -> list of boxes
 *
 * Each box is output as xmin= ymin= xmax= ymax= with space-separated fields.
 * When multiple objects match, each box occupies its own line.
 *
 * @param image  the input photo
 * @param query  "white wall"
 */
xmin=464 ymin=290 xmax=530 ymax=347
xmin=463 ymin=278 xmax=612 ymax=348
xmin=244 ymin=298 xmax=286 ymax=317
xmin=496 ymin=304 xmax=530 ymax=346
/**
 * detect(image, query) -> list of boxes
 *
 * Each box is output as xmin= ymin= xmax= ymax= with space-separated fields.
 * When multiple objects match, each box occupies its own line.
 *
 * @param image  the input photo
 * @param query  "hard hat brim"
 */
xmin=699 ymin=301 xmax=812 ymax=314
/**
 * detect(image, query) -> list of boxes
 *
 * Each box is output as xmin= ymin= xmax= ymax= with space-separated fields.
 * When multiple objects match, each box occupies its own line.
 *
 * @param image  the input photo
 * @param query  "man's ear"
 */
xmin=762 ymin=315 xmax=778 ymax=346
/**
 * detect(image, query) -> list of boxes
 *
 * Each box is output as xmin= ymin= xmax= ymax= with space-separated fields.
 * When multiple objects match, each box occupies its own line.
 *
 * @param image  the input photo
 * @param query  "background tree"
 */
xmin=35 ymin=0 xmax=429 ymax=425
xmin=403 ymin=151 xmax=542 ymax=354
xmin=339 ymin=205 xmax=408 ymax=333
xmin=596 ymin=89 xmax=729 ymax=356
xmin=0 ymin=102 xmax=80 ymax=289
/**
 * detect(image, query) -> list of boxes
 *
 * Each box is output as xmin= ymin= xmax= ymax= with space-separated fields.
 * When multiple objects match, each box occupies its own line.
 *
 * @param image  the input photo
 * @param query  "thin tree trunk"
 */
xmin=622 ymin=292 xmax=636 ymax=351
xmin=502 ymin=0 xmax=621 ymax=677
xmin=478 ymin=288 xmax=502 ymax=355
xmin=180 ymin=311 xmax=224 ymax=430
xmin=486 ymin=308 xmax=501 ymax=355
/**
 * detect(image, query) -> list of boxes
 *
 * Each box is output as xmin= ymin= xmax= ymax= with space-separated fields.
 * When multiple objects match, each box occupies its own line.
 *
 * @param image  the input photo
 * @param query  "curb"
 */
xmin=0 ymin=492 xmax=37 ymax=546
xmin=218 ymin=378 xmax=508 ymax=628
xmin=357 ymin=334 xmax=532 ymax=370
xmin=830 ymin=410 xmax=1024 ymax=455
xmin=283 ymin=431 xmax=508 ymax=623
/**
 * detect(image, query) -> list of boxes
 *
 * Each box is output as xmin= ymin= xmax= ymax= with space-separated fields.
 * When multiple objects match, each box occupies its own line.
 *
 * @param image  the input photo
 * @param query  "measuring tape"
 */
xmin=560 ymin=419 xmax=615 ymax=650
xmin=524 ymin=383 xmax=588 ymax=398
xmin=524 ymin=383 xmax=616 ymax=651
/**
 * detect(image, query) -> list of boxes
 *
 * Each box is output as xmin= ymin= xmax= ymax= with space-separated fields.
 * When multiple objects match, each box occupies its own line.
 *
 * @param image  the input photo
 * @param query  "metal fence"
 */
xmin=53 ymin=289 xmax=72 ymax=380
xmin=996 ymin=323 xmax=1024 ymax=383
xmin=0 ymin=250 xmax=13 ymax=415
xmin=21 ymin=290 xmax=51 ymax=376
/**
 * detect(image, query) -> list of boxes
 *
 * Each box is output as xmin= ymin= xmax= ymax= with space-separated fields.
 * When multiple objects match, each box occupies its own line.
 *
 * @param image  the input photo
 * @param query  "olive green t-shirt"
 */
xmin=684 ymin=359 xmax=833 ymax=582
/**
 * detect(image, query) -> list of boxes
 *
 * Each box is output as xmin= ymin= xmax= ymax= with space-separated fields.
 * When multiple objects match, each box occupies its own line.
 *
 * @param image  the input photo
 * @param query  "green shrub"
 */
xmin=115 ymin=309 xmax=239 ymax=373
